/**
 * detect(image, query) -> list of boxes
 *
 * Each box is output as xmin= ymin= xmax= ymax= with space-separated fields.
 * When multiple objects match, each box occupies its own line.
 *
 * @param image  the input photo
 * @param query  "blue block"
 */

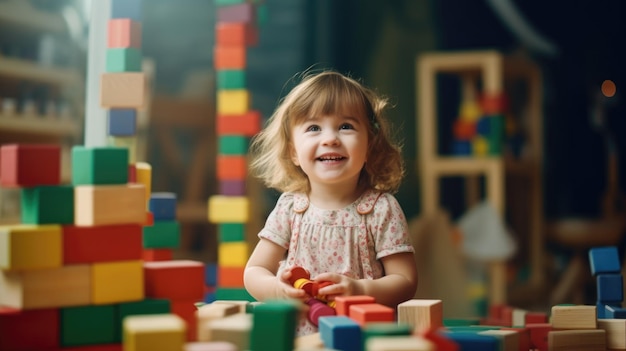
xmin=597 ymin=302 xmax=621 ymax=319
xmin=108 ymin=109 xmax=137 ymax=136
xmin=476 ymin=117 xmax=491 ymax=136
xmin=597 ymin=274 xmax=624 ymax=303
xmin=205 ymin=263 xmax=217 ymax=287
xmin=204 ymin=291 xmax=216 ymax=304
xmin=148 ymin=192 xmax=177 ymax=221
xmin=606 ymin=305 xmax=626 ymax=319
xmin=589 ymin=246 xmax=621 ymax=276
xmin=443 ymin=332 xmax=499 ymax=351
xmin=111 ymin=0 xmax=142 ymax=20
xmin=319 ymin=316 xmax=361 ymax=351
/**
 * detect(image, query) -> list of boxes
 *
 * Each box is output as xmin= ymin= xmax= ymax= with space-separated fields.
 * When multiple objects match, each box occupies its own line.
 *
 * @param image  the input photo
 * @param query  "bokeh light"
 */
xmin=601 ymin=80 xmax=616 ymax=98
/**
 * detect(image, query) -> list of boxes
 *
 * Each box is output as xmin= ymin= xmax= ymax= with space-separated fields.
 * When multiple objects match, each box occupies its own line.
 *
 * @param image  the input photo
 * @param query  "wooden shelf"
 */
xmin=0 ymin=114 xmax=80 ymax=138
xmin=0 ymin=57 xmax=81 ymax=86
xmin=0 ymin=1 xmax=67 ymax=34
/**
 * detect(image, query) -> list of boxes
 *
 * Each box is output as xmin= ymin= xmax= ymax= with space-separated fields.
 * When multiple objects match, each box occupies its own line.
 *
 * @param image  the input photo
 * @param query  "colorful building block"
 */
xmin=218 ymin=223 xmax=245 ymax=242
xmin=397 ymin=299 xmax=443 ymax=332
xmin=148 ymin=192 xmax=177 ymax=221
xmin=217 ymin=89 xmax=250 ymax=115
xmin=100 ymin=72 xmax=146 ymax=108
xmin=334 ymin=295 xmax=376 ymax=316
xmin=550 ymin=305 xmax=597 ymax=329
xmin=92 ymin=260 xmax=144 ymax=304
xmin=61 ymin=304 xmax=117 ymax=346
xmin=106 ymin=48 xmax=142 ymax=72
xmin=108 ymin=109 xmax=138 ymax=136
xmin=216 ymin=155 xmax=247 ymax=180
xmin=0 ymin=307 xmax=59 ymax=350
xmin=63 ymin=224 xmax=142 ymax=264
xmin=217 ymin=266 xmax=245 ymax=287
xmin=348 ymin=303 xmax=394 ymax=326
xmin=108 ymin=18 xmax=142 ymax=48
xmin=219 ymin=179 xmax=246 ymax=196
xmin=74 ymin=184 xmax=146 ymax=226
xmin=218 ymin=135 xmax=249 ymax=155
xmin=0 ymin=144 xmax=60 ymax=187
xmin=598 ymin=319 xmax=626 ymax=350
xmin=21 ymin=185 xmax=74 ymax=224
xmin=216 ymin=3 xmax=257 ymax=23
xmin=117 ymin=299 xmax=172 ymax=341
xmin=589 ymin=246 xmax=621 ymax=275
xmin=143 ymin=260 xmax=205 ymax=300
xmin=123 ymin=314 xmax=186 ymax=351
xmin=135 ymin=162 xmax=152 ymax=203
xmin=208 ymin=195 xmax=249 ymax=223
xmin=171 ymin=299 xmax=199 ymax=341
xmin=217 ymin=69 xmax=246 ymax=90
xmin=216 ymin=22 xmax=258 ymax=46
xmin=216 ymin=110 xmax=261 ymax=137
xmin=142 ymin=221 xmax=180 ymax=249
xmin=204 ymin=313 xmax=252 ymax=351
xmin=217 ymin=241 xmax=248 ymax=267
xmin=597 ymin=273 xmax=624 ymax=303
xmin=142 ymin=248 xmax=173 ymax=261
xmin=72 ymin=146 xmax=129 ymax=185
xmin=250 ymin=300 xmax=299 ymax=351
xmin=0 ymin=224 xmax=62 ymax=271
xmin=196 ymin=302 xmax=241 ymax=342
xmin=214 ymin=287 xmax=254 ymax=301
xmin=318 ymin=316 xmax=361 ymax=351
xmin=214 ymin=45 xmax=246 ymax=70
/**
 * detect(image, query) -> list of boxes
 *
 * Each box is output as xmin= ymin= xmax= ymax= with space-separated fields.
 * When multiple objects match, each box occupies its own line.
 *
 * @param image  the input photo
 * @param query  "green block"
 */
xmin=446 ymin=326 xmax=502 ymax=333
xmin=106 ymin=48 xmax=142 ymax=72
xmin=115 ymin=299 xmax=171 ymax=341
xmin=256 ymin=3 xmax=269 ymax=25
xmin=218 ymin=223 xmax=245 ymax=242
xmin=487 ymin=115 xmax=504 ymax=156
xmin=443 ymin=318 xmax=482 ymax=327
xmin=251 ymin=300 xmax=299 ymax=351
xmin=215 ymin=287 xmax=255 ymax=302
xmin=21 ymin=185 xmax=74 ymax=224
xmin=218 ymin=135 xmax=249 ymax=155
xmin=71 ymin=146 xmax=129 ymax=185
xmin=217 ymin=69 xmax=246 ymax=90
xmin=142 ymin=220 xmax=180 ymax=249
xmin=61 ymin=305 xmax=116 ymax=346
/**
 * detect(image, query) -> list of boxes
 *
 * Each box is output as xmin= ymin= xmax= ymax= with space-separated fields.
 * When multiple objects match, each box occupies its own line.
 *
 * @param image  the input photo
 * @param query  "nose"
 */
xmin=321 ymin=130 xmax=340 ymax=146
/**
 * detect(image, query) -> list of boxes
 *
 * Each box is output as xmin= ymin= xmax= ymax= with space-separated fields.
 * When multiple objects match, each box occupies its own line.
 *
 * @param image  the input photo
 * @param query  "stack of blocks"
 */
xmin=207 ymin=0 xmax=265 ymax=303
xmin=589 ymin=246 xmax=625 ymax=318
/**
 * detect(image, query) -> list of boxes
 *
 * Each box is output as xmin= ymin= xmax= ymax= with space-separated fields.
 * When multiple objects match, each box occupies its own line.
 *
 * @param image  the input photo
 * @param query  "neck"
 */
xmin=308 ymin=182 xmax=364 ymax=210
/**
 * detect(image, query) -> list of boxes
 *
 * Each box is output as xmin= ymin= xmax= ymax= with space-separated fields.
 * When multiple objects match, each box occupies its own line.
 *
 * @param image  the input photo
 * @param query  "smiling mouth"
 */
xmin=317 ymin=155 xmax=346 ymax=162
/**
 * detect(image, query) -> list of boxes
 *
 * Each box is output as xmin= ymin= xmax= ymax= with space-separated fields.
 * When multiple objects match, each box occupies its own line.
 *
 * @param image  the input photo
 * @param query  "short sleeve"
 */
xmin=258 ymin=192 xmax=296 ymax=249
xmin=368 ymin=193 xmax=414 ymax=259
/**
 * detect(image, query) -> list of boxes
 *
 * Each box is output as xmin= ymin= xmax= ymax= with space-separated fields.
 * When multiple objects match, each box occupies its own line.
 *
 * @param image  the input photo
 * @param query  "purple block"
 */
xmin=217 ymin=3 xmax=256 ymax=24
xmin=108 ymin=109 xmax=137 ymax=136
xmin=219 ymin=180 xmax=246 ymax=196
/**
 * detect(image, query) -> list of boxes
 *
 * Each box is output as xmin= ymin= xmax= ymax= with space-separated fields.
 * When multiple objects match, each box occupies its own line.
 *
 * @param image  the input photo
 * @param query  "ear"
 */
xmin=289 ymin=144 xmax=300 ymax=166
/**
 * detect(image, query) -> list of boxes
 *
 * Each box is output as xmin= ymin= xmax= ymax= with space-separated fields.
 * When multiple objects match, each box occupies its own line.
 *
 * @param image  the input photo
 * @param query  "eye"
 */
xmin=305 ymin=125 xmax=321 ymax=132
xmin=339 ymin=123 xmax=354 ymax=130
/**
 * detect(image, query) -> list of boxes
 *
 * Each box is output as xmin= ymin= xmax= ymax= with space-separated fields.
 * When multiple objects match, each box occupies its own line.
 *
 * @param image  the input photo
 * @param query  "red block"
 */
xmin=171 ymin=299 xmax=198 ymax=341
xmin=216 ymin=110 xmax=261 ymax=137
xmin=0 ymin=307 xmax=60 ymax=350
xmin=0 ymin=144 xmax=60 ymax=187
xmin=334 ymin=295 xmax=375 ymax=316
xmin=145 ymin=211 xmax=154 ymax=226
xmin=128 ymin=164 xmax=137 ymax=183
xmin=143 ymin=248 xmax=173 ymax=262
xmin=348 ymin=303 xmax=394 ymax=326
xmin=526 ymin=323 xmax=552 ymax=351
xmin=59 ymin=344 xmax=122 ymax=351
xmin=216 ymin=22 xmax=258 ymax=47
xmin=216 ymin=155 xmax=247 ymax=181
xmin=502 ymin=327 xmax=531 ymax=351
xmin=419 ymin=327 xmax=459 ymax=351
xmin=63 ymin=224 xmax=143 ymax=264
xmin=525 ymin=311 xmax=548 ymax=324
xmin=107 ymin=18 xmax=141 ymax=48
xmin=144 ymin=260 xmax=205 ymax=300
xmin=218 ymin=266 xmax=245 ymax=287
xmin=214 ymin=45 xmax=246 ymax=70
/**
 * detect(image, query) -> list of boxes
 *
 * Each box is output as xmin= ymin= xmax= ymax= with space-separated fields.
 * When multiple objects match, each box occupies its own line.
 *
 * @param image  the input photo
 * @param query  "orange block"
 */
xmin=107 ymin=18 xmax=141 ymax=48
xmin=348 ymin=303 xmax=395 ymax=326
xmin=214 ymin=45 xmax=246 ymax=70
xmin=63 ymin=224 xmax=143 ymax=264
xmin=216 ymin=110 xmax=261 ymax=137
xmin=143 ymin=249 xmax=172 ymax=262
xmin=216 ymin=155 xmax=247 ymax=181
xmin=217 ymin=266 xmax=244 ymax=288
xmin=144 ymin=260 xmax=205 ymax=300
xmin=171 ymin=299 xmax=198 ymax=342
xmin=334 ymin=295 xmax=375 ymax=316
xmin=216 ymin=22 xmax=258 ymax=47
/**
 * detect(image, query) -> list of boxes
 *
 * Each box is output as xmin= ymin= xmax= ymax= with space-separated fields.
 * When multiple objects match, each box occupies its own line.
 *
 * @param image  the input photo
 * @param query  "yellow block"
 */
xmin=135 ymin=162 xmax=152 ymax=205
xmin=217 ymin=89 xmax=250 ymax=115
xmin=0 ymin=224 xmax=62 ymax=271
xmin=75 ymin=184 xmax=146 ymax=226
xmin=472 ymin=136 xmax=489 ymax=157
xmin=92 ymin=260 xmax=144 ymax=304
xmin=108 ymin=136 xmax=138 ymax=164
xmin=124 ymin=314 xmax=186 ymax=351
xmin=218 ymin=242 xmax=248 ymax=267
xmin=0 ymin=264 xmax=91 ymax=309
xmin=208 ymin=196 xmax=249 ymax=223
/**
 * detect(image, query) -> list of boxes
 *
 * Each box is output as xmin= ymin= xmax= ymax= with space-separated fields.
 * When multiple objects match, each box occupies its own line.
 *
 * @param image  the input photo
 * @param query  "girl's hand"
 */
xmin=277 ymin=270 xmax=307 ymax=301
xmin=313 ymin=273 xmax=364 ymax=301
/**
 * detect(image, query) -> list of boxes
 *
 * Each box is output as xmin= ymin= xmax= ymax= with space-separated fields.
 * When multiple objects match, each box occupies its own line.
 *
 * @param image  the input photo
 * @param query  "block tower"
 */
xmin=207 ymin=0 xmax=265 ymax=302
xmin=589 ymin=246 xmax=625 ymax=318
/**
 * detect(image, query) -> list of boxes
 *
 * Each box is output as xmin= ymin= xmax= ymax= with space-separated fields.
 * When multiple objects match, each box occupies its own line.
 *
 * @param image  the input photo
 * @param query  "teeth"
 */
xmin=319 ymin=156 xmax=343 ymax=160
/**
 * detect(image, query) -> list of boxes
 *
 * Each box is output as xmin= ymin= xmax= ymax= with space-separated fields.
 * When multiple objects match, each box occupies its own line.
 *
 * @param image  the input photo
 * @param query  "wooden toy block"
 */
xmin=108 ymin=136 xmax=138 ymax=164
xmin=74 ymin=184 xmax=146 ymax=226
xmin=197 ymin=302 xmax=241 ymax=341
xmin=21 ymin=185 xmax=74 ymax=224
xmin=117 ymin=299 xmax=172 ymax=342
xmin=511 ymin=308 xmax=527 ymax=327
xmin=217 ymin=89 xmax=250 ymax=115
xmin=172 ymin=299 xmax=199 ymax=341
xmin=525 ymin=323 xmax=551 ymax=351
xmin=548 ymin=329 xmax=606 ymax=351
xmin=500 ymin=327 xmax=530 ymax=351
xmin=129 ymin=163 xmax=137 ymax=182
xmin=550 ymin=305 xmax=597 ymax=329
xmin=108 ymin=18 xmax=142 ymax=48
xmin=92 ymin=260 xmax=144 ymax=305
xmin=205 ymin=263 xmax=218 ymax=286
xmin=217 ymin=266 xmax=245 ymax=287
xmin=0 ymin=264 xmax=91 ymax=309
xmin=589 ymin=246 xmax=621 ymax=275
xmin=216 ymin=155 xmax=247 ymax=181
xmin=598 ymin=319 xmax=626 ymax=350
xmin=442 ymin=332 xmax=498 ymax=351
xmin=61 ymin=304 xmax=117 ymax=346
xmin=418 ymin=327 xmax=460 ymax=351
xmin=208 ymin=195 xmax=249 ymax=223
xmin=214 ymin=45 xmax=246 ymax=70
xmin=597 ymin=273 xmax=624 ymax=302
xmin=0 ymin=224 xmax=62 ymax=271
xmin=205 ymin=313 xmax=252 ymax=350
xmin=216 ymin=110 xmax=261 ymax=137
xmin=217 ymin=241 xmax=249 ymax=267
xmin=0 ymin=144 xmax=60 ymax=187
xmin=100 ymin=72 xmax=146 ymax=108
xmin=478 ymin=330 xmax=519 ymax=351
xmin=219 ymin=179 xmax=246 ymax=196
xmin=143 ymin=248 xmax=173 ymax=261
xmin=218 ymin=135 xmax=249 ymax=155
xmin=366 ymin=336 xmax=434 ymax=351
xmin=524 ymin=312 xmax=548 ymax=324
xmin=251 ymin=300 xmax=299 ymax=351
xmin=499 ymin=306 xmax=515 ymax=327
xmin=185 ymin=341 xmax=237 ymax=351
xmin=318 ymin=316 xmax=361 ymax=351
xmin=214 ymin=287 xmax=254 ymax=302
xmin=217 ymin=3 xmax=257 ymax=23
xmin=0 ymin=307 xmax=59 ymax=351
xmin=218 ymin=223 xmax=245 ymax=242
xmin=334 ymin=295 xmax=376 ymax=316
xmin=217 ymin=69 xmax=246 ymax=90
xmin=63 ymin=224 xmax=143 ymax=264
xmin=108 ymin=109 xmax=138 ymax=136
xmin=143 ymin=220 xmax=181 ymax=249
xmin=135 ymin=161 xmax=152 ymax=203
xmin=144 ymin=260 xmax=205 ymax=300
xmin=397 ymin=299 xmax=443 ymax=332
xmin=72 ymin=146 xmax=129 ymax=185
xmin=363 ymin=322 xmax=413 ymax=339
xmin=216 ymin=22 xmax=258 ymax=47
xmin=123 ymin=314 xmax=186 ymax=351
xmin=106 ymin=47 xmax=142 ymax=72
xmin=149 ymin=192 xmax=177 ymax=221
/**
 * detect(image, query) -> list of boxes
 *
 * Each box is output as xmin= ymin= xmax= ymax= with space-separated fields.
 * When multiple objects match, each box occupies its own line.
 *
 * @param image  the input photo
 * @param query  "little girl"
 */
xmin=244 ymin=70 xmax=417 ymax=335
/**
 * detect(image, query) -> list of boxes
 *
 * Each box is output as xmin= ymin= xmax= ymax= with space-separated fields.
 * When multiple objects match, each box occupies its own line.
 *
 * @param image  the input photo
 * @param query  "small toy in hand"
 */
xmin=286 ymin=266 xmax=336 ymax=326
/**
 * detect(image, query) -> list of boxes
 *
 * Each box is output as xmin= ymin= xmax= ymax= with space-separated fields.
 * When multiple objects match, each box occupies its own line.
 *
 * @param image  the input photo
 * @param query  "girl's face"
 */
xmin=289 ymin=112 xmax=368 ymax=191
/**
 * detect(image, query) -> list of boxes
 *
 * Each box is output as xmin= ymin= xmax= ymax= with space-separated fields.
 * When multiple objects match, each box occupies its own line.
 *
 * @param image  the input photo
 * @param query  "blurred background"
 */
xmin=0 ymin=0 xmax=625 ymax=315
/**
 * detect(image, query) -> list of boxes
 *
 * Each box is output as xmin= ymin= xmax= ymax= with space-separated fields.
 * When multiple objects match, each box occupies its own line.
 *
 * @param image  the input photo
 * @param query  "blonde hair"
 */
xmin=249 ymin=70 xmax=404 ymax=194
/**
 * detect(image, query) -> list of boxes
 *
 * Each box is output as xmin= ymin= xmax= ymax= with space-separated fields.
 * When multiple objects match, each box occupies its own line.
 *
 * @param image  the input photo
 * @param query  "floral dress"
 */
xmin=258 ymin=189 xmax=415 ymax=335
